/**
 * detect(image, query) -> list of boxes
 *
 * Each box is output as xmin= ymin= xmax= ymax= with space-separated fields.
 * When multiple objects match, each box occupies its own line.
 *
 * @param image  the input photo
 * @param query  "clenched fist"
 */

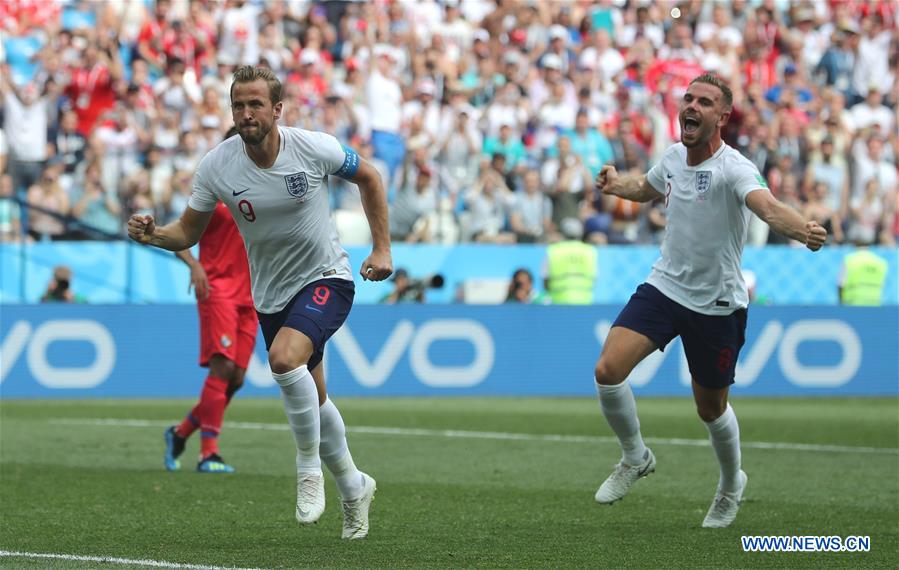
xmin=127 ymin=214 xmax=156 ymax=245
xmin=595 ymin=165 xmax=619 ymax=195
xmin=804 ymin=221 xmax=827 ymax=251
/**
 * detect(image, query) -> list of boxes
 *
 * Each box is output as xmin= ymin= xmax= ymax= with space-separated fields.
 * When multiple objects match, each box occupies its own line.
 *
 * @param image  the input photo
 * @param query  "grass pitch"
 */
xmin=1 ymin=397 xmax=897 ymax=569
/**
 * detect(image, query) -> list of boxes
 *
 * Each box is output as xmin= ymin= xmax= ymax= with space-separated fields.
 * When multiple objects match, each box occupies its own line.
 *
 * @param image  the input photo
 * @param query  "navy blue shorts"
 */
xmin=257 ymin=278 xmax=355 ymax=370
xmin=613 ymin=283 xmax=747 ymax=389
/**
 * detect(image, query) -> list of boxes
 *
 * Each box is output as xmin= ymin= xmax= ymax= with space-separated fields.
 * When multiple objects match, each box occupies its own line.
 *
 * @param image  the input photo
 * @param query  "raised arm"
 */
xmin=348 ymin=159 xmax=393 ymax=281
xmin=127 ymin=206 xmax=213 ymax=251
xmin=595 ymin=165 xmax=660 ymax=203
xmin=745 ymin=189 xmax=827 ymax=251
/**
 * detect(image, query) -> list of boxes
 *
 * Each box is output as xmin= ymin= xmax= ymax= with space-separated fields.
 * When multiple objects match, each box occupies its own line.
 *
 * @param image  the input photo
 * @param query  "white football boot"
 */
xmin=341 ymin=472 xmax=376 ymax=539
xmin=295 ymin=472 xmax=326 ymax=524
xmin=702 ymin=470 xmax=748 ymax=528
xmin=595 ymin=448 xmax=656 ymax=504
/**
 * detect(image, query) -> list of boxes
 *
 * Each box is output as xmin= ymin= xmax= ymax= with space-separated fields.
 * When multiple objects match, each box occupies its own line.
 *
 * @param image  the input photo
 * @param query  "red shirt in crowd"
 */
xmin=65 ymin=63 xmax=117 ymax=136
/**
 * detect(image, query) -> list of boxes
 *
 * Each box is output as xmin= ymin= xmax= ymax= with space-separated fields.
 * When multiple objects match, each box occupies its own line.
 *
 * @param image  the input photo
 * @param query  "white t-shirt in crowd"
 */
xmin=3 ymin=92 xmax=48 ymax=162
xmin=366 ymin=70 xmax=402 ymax=133
xmin=645 ymin=142 xmax=765 ymax=315
xmin=188 ymin=126 xmax=355 ymax=313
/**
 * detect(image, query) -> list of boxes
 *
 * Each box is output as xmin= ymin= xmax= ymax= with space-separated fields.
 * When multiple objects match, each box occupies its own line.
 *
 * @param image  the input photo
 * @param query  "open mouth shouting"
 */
xmin=682 ymin=115 xmax=701 ymax=136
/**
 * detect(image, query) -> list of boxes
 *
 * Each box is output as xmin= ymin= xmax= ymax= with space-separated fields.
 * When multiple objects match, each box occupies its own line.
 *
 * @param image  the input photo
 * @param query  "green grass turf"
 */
xmin=1 ymin=397 xmax=897 ymax=569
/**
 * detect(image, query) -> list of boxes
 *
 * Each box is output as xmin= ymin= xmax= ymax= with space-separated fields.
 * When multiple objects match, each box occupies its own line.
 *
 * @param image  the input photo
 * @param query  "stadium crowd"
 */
xmin=1 ymin=0 xmax=897 ymax=247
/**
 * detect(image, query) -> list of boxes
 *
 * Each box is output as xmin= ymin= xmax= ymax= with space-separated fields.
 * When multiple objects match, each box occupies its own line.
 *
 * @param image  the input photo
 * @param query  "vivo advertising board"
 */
xmin=1 ymin=305 xmax=896 ymax=398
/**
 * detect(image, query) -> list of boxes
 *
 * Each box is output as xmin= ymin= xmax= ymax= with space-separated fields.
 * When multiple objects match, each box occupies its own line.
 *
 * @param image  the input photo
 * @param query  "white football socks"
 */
xmin=597 ymin=380 xmax=648 ymax=465
xmin=705 ymin=403 xmax=742 ymax=493
xmin=272 ymin=365 xmax=321 ymax=475
xmin=319 ymin=398 xmax=364 ymax=501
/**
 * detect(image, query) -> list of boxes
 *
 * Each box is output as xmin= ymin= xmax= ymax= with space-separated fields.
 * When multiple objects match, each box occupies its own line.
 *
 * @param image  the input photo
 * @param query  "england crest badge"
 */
xmin=695 ymin=171 xmax=712 ymax=200
xmin=285 ymin=172 xmax=309 ymax=200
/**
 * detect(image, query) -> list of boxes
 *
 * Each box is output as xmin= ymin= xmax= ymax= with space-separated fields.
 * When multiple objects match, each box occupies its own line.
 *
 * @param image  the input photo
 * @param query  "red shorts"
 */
xmin=198 ymin=298 xmax=258 ymax=369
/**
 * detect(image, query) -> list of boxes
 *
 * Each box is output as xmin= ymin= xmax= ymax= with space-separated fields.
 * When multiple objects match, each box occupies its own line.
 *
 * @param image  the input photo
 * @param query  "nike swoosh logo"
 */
xmin=305 ymin=304 xmax=323 ymax=314
xmin=232 ymin=188 xmax=250 ymax=196
xmin=666 ymin=174 xmax=674 ymax=179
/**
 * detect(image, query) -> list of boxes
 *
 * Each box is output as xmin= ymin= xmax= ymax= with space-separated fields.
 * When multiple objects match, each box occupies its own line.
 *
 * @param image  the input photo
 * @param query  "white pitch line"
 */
xmin=0 ymin=550 xmax=265 ymax=570
xmin=48 ymin=418 xmax=899 ymax=456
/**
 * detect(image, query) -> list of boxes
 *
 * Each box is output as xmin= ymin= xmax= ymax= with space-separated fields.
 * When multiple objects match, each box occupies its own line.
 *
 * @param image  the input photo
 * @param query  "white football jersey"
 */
xmin=645 ymin=142 xmax=766 ymax=315
xmin=188 ymin=126 xmax=357 ymax=313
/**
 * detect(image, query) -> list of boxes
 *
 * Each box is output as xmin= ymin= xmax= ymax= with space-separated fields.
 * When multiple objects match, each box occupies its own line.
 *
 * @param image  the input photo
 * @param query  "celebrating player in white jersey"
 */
xmin=128 ymin=66 xmax=392 ymax=539
xmin=591 ymin=74 xmax=826 ymax=528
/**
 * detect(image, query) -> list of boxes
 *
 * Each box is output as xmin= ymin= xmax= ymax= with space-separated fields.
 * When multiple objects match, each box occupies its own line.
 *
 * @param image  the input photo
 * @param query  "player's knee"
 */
xmin=695 ymin=400 xmax=726 ymax=423
xmin=594 ymin=359 xmax=626 ymax=386
xmin=268 ymin=350 xmax=307 ymax=374
xmin=210 ymin=356 xmax=237 ymax=381
xmin=228 ymin=375 xmax=245 ymax=395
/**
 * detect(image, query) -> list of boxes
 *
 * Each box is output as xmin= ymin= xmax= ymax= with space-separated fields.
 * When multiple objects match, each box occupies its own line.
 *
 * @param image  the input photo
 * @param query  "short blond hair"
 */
xmin=230 ymin=65 xmax=282 ymax=104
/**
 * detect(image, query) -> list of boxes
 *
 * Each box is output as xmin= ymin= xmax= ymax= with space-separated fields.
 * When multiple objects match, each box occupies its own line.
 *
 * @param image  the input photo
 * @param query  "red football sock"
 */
xmin=197 ymin=375 xmax=228 ymax=458
xmin=175 ymin=412 xmax=200 ymax=439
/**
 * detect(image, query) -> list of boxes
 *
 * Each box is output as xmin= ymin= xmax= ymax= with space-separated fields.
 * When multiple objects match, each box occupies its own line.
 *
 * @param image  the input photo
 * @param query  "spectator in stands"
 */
xmin=50 ymin=110 xmax=87 ymax=191
xmin=1 ymin=70 xmax=51 ymax=195
xmin=135 ymin=0 xmax=171 ymax=73
xmin=64 ymin=37 xmax=122 ymax=137
xmin=40 ymin=265 xmax=86 ymax=303
xmin=390 ymin=163 xmax=437 ymax=244
xmin=803 ymin=181 xmax=844 ymax=244
xmin=464 ymin=167 xmax=514 ymax=244
xmin=217 ymin=0 xmax=261 ymax=67
xmin=367 ymin=45 xmax=404 ymax=191
xmin=70 ymin=160 xmax=122 ymax=239
xmin=850 ymin=86 xmax=895 ymax=137
xmin=847 ymin=179 xmax=888 ymax=246
xmin=437 ymin=109 xmax=481 ymax=197
xmin=508 ymin=169 xmax=553 ymax=244
xmin=94 ymin=104 xmax=142 ymax=190
xmin=26 ymin=163 xmax=69 ymax=241
xmin=579 ymin=28 xmax=625 ymax=84
xmin=154 ymin=57 xmax=202 ymax=130
xmin=162 ymin=170 xmax=193 ymax=224
xmin=819 ymin=22 xmax=861 ymax=99
xmin=0 ymin=0 xmax=892 ymax=255
xmin=852 ymin=15 xmax=892 ymax=105
xmin=567 ymin=109 xmax=615 ymax=178
xmin=805 ymin=136 xmax=850 ymax=222
xmin=542 ymin=136 xmax=592 ymax=233
xmin=852 ymin=137 xmax=898 ymax=220
xmin=482 ymin=123 xmax=527 ymax=179
xmin=0 ymin=174 xmax=22 ymax=242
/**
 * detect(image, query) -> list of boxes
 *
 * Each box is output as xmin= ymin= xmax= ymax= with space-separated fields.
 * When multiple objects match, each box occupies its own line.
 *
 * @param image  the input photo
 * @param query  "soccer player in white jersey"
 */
xmin=128 ymin=66 xmax=392 ymax=539
xmin=591 ymin=74 xmax=827 ymax=528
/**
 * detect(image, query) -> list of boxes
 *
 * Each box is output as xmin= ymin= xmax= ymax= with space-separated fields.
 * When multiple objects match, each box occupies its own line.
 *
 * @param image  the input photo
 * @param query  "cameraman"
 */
xmin=40 ymin=265 xmax=86 ymax=303
xmin=380 ymin=268 xmax=445 ymax=304
xmin=380 ymin=268 xmax=425 ymax=303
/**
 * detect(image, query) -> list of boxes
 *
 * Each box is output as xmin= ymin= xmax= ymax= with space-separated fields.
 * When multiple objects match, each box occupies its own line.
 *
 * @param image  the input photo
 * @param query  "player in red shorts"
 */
xmin=165 ymin=185 xmax=257 ymax=474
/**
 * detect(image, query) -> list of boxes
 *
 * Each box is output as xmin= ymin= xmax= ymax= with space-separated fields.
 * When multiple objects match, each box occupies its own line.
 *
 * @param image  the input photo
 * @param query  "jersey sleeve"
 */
xmin=187 ymin=156 xmax=218 ymax=212
xmin=309 ymin=131 xmax=360 ymax=180
xmin=730 ymin=156 xmax=768 ymax=203
xmin=645 ymin=148 xmax=672 ymax=195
